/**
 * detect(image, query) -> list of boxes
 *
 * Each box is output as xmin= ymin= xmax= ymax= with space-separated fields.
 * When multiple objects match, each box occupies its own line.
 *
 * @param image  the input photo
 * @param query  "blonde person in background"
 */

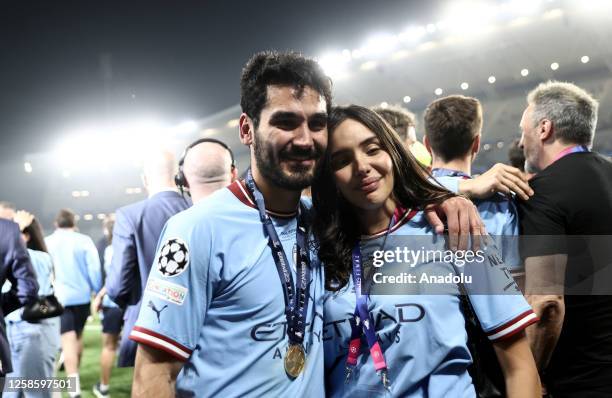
xmin=372 ymin=105 xmax=433 ymax=168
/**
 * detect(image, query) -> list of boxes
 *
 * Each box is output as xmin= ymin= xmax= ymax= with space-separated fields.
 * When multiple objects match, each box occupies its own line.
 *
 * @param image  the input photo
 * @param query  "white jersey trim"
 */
xmin=130 ymin=328 xmax=191 ymax=360
xmin=487 ymin=311 xmax=538 ymax=341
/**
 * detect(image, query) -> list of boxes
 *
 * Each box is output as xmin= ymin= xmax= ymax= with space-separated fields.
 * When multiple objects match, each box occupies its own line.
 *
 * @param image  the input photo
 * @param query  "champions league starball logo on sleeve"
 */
xmin=157 ymin=238 xmax=190 ymax=277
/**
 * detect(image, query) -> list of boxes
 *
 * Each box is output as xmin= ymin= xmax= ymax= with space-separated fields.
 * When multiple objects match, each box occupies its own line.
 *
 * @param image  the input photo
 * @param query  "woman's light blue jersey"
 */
xmin=323 ymin=210 xmax=537 ymax=397
xmin=5 ymin=249 xmax=55 ymax=322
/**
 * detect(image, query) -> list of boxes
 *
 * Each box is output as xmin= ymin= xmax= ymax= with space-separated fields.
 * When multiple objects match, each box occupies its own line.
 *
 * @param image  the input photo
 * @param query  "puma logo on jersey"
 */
xmin=148 ymin=300 xmax=168 ymax=323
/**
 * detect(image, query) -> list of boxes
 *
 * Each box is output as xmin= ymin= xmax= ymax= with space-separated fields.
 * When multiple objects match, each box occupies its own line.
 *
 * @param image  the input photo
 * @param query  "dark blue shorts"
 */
xmin=60 ymin=303 xmax=90 ymax=335
xmin=101 ymin=307 xmax=124 ymax=335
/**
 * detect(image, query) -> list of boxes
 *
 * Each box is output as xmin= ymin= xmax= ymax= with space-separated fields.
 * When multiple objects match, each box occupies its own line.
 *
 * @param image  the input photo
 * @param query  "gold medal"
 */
xmin=284 ymin=344 xmax=306 ymax=378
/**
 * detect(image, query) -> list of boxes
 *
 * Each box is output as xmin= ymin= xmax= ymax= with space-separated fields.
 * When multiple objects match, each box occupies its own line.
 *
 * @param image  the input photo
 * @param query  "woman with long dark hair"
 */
xmin=312 ymin=105 xmax=540 ymax=397
xmin=4 ymin=211 xmax=61 ymax=398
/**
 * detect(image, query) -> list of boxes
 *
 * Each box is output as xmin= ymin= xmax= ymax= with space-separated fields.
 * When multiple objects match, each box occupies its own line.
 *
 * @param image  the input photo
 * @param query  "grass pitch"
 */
xmin=58 ymin=316 xmax=133 ymax=398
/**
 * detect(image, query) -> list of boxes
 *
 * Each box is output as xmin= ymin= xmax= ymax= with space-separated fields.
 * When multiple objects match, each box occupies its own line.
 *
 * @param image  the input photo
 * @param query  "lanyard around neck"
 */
xmin=244 ymin=170 xmax=311 ymax=346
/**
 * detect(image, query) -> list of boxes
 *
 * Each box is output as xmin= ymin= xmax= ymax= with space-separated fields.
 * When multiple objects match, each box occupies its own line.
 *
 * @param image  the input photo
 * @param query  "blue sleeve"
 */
xmin=460 ymin=244 xmax=537 ymax=342
xmin=130 ymin=214 xmax=211 ymax=361
xmin=430 ymin=176 xmax=459 ymax=194
xmin=30 ymin=252 xmax=55 ymax=297
xmin=85 ymin=237 xmax=102 ymax=293
xmin=105 ymin=209 xmax=139 ymax=307
xmin=1 ymin=221 xmax=39 ymax=315
xmin=501 ymin=200 xmax=521 ymax=272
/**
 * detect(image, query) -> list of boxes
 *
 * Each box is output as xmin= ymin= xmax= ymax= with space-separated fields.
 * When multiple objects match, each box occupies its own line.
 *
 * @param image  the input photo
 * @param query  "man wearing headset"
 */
xmin=175 ymin=138 xmax=238 ymax=204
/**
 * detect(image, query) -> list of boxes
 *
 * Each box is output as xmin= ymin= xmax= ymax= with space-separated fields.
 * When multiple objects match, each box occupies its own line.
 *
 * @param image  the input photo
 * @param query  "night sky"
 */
xmin=0 ymin=0 xmax=440 ymax=163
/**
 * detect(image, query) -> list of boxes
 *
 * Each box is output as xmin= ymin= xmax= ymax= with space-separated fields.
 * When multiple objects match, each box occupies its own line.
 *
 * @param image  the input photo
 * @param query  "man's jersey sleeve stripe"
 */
xmin=130 ymin=326 xmax=192 ymax=361
xmin=486 ymin=310 xmax=539 ymax=342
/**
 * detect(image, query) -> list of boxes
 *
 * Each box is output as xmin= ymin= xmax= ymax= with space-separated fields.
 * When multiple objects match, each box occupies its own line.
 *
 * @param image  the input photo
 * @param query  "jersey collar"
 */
xmin=227 ymin=180 xmax=298 ymax=219
xmin=360 ymin=207 xmax=418 ymax=240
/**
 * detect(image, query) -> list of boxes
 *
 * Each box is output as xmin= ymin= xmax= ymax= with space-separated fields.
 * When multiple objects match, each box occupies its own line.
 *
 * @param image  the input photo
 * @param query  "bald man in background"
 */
xmin=180 ymin=139 xmax=237 ymax=203
xmin=0 ymin=201 xmax=16 ymax=220
xmin=104 ymin=148 xmax=190 ymax=376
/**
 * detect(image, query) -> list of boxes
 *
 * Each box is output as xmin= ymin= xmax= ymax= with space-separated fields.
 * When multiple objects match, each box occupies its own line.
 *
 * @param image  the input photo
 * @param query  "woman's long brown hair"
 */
xmin=312 ymin=105 xmax=455 ymax=290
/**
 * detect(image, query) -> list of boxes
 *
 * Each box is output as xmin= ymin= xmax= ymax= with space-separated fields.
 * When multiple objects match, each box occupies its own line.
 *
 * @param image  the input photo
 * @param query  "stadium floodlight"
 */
xmin=403 ymin=96 xmax=412 ymax=103
xmin=226 ymin=119 xmax=239 ymax=128
xmin=417 ymin=41 xmax=438 ymax=52
xmin=360 ymin=61 xmax=378 ymax=71
xmin=573 ymin=0 xmax=612 ymax=13
xmin=360 ymin=33 xmax=399 ymax=57
xmin=24 ymin=162 xmax=32 ymax=173
xmin=80 ymin=190 xmax=90 ymax=197
xmin=175 ymin=120 xmax=198 ymax=135
xmin=460 ymin=82 xmax=469 ymax=90
xmin=435 ymin=88 xmax=443 ymax=96
xmin=543 ymin=8 xmax=564 ymax=19
xmin=55 ymin=117 xmax=170 ymax=172
xmin=391 ymin=50 xmax=411 ymax=60
xmin=581 ymin=55 xmax=590 ymax=64
xmin=442 ymin=2 xmax=497 ymax=36
xmin=83 ymin=214 xmax=94 ymax=221
xmin=318 ymin=52 xmax=350 ymax=80
xmin=502 ymin=0 xmax=542 ymax=16
xmin=398 ymin=26 xmax=427 ymax=43
xmin=550 ymin=62 xmax=559 ymax=70
xmin=72 ymin=191 xmax=81 ymax=198
xmin=380 ymin=102 xmax=389 ymax=109
xmin=97 ymin=214 xmax=106 ymax=220
xmin=488 ymin=75 xmax=496 ymax=84
xmin=520 ymin=68 xmax=529 ymax=77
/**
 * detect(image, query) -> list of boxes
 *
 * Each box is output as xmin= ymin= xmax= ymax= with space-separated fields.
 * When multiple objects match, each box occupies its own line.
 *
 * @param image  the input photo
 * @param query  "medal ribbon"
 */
xmin=245 ymin=170 xmax=310 ymax=346
xmin=350 ymin=245 xmax=388 ymax=372
xmin=553 ymin=145 xmax=589 ymax=162
xmin=345 ymin=213 xmax=400 ymax=388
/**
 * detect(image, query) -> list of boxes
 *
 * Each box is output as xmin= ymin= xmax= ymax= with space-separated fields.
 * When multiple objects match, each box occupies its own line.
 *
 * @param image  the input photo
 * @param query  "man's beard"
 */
xmin=524 ymin=159 xmax=540 ymax=174
xmin=253 ymin=130 xmax=320 ymax=191
xmin=523 ymin=146 xmax=541 ymax=174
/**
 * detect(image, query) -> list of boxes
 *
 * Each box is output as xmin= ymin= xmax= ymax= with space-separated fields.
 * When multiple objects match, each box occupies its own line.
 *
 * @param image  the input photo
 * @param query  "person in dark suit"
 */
xmin=105 ymin=148 xmax=190 ymax=370
xmin=0 ymin=217 xmax=39 ymax=376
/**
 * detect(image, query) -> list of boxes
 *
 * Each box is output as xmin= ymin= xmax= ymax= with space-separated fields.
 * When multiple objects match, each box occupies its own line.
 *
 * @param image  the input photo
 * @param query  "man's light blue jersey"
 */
xmin=45 ymin=229 xmax=102 ymax=306
xmin=323 ymin=209 xmax=537 ymax=398
xmin=432 ymin=169 xmax=521 ymax=271
xmin=4 ymin=249 xmax=55 ymax=322
xmin=131 ymin=181 xmax=325 ymax=397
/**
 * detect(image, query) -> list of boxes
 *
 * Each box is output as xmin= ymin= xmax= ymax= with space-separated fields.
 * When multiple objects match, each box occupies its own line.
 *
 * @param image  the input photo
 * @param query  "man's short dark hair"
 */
xmin=372 ymin=105 xmax=416 ymax=141
xmin=424 ymin=95 xmax=483 ymax=162
xmin=240 ymin=51 xmax=333 ymax=127
xmin=55 ymin=208 xmax=76 ymax=228
xmin=508 ymin=138 xmax=525 ymax=171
